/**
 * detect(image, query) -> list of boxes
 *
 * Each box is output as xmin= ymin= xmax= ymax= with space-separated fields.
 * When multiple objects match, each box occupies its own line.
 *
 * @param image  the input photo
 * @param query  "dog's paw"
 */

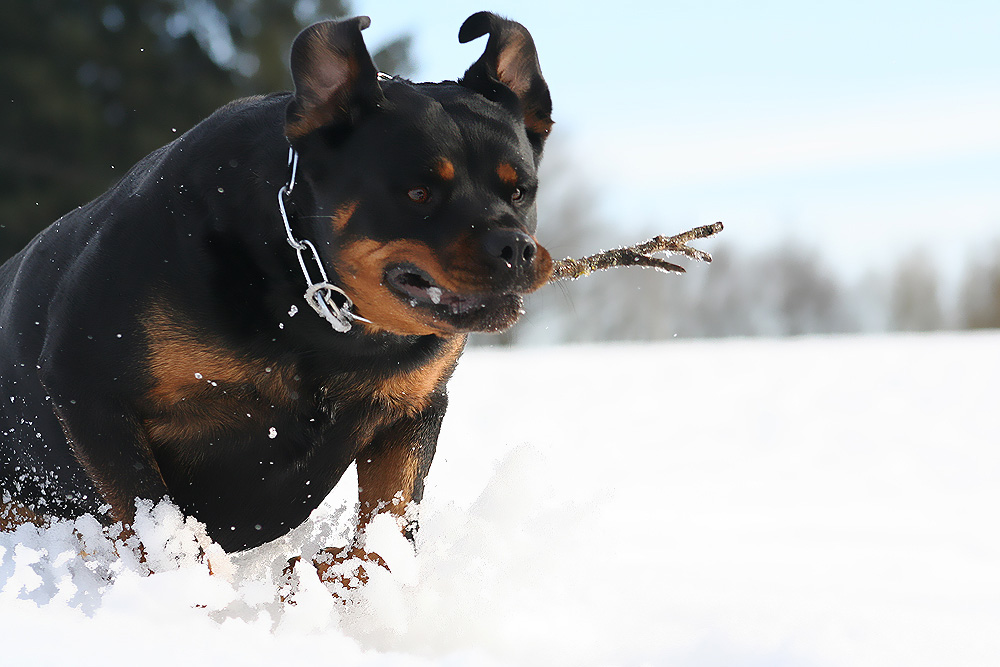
xmin=279 ymin=547 xmax=389 ymax=603
xmin=278 ymin=555 xmax=304 ymax=604
xmin=313 ymin=545 xmax=389 ymax=589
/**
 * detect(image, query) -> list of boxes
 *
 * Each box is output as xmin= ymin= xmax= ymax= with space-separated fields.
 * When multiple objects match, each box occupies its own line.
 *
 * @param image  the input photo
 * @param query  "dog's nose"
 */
xmin=482 ymin=229 xmax=537 ymax=273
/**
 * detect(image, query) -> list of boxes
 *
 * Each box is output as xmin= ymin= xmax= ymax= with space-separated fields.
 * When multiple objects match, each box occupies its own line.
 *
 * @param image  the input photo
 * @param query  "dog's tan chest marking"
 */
xmin=142 ymin=303 xmax=299 ymax=444
xmin=321 ymin=334 xmax=464 ymax=425
xmin=143 ymin=302 xmax=462 ymax=448
xmin=371 ymin=335 xmax=465 ymax=415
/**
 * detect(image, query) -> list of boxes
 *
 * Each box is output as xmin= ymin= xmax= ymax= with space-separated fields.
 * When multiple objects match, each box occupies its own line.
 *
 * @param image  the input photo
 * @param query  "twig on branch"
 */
xmin=548 ymin=222 xmax=724 ymax=283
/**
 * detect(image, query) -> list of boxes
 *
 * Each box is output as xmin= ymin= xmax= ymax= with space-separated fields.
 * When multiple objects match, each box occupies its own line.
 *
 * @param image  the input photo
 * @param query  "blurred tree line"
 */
xmin=0 ymin=0 xmax=411 ymax=262
xmin=479 ymin=138 xmax=1000 ymax=345
xmin=4 ymin=3 xmax=997 ymax=340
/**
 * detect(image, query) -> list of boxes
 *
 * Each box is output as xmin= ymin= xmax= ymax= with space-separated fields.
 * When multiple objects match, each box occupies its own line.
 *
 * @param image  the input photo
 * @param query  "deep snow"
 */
xmin=1 ymin=332 xmax=998 ymax=666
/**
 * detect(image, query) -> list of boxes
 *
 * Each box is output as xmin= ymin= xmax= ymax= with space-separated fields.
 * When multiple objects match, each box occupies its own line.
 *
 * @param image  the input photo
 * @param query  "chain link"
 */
xmin=277 ymin=147 xmax=367 ymax=333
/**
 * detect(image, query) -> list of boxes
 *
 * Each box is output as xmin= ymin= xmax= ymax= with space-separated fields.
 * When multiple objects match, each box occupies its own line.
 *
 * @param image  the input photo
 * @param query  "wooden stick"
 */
xmin=548 ymin=222 xmax=724 ymax=283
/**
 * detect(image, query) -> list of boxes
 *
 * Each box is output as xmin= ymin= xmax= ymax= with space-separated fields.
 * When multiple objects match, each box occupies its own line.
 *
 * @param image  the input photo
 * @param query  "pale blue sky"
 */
xmin=353 ymin=1 xmax=1000 ymax=283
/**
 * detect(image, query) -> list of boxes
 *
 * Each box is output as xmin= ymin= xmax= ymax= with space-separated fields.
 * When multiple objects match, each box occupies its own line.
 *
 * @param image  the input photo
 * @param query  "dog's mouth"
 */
xmin=383 ymin=264 xmax=523 ymax=332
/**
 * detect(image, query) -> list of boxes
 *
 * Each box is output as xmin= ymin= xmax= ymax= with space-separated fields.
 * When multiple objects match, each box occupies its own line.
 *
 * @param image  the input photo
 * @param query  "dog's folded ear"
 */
xmin=458 ymin=11 xmax=553 ymax=157
xmin=285 ymin=17 xmax=384 ymax=141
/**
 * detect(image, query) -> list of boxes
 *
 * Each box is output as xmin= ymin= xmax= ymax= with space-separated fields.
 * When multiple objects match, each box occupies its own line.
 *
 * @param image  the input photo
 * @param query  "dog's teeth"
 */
xmin=409 ymin=299 xmax=418 ymax=308
xmin=427 ymin=286 xmax=442 ymax=304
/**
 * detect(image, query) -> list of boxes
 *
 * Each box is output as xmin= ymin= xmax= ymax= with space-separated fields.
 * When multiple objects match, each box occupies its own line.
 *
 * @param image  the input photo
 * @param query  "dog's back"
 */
xmin=0 ymin=95 xmax=291 ymax=519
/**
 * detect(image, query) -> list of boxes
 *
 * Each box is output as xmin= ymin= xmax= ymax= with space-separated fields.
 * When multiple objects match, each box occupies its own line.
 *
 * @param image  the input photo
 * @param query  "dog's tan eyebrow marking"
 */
xmin=496 ymin=162 xmax=518 ymax=185
xmin=435 ymin=158 xmax=455 ymax=181
xmin=330 ymin=200 xmax=359 ymax=232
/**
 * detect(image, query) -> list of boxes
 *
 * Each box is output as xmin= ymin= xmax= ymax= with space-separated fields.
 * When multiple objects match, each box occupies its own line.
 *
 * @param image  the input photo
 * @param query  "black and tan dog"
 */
xmin=0 ymin=12 xmax=552 ymax=578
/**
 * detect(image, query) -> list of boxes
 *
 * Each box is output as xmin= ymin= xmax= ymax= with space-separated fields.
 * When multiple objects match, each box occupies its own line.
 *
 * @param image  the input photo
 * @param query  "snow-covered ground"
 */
xmin=2 ymin=332 xmax=997 ymax=666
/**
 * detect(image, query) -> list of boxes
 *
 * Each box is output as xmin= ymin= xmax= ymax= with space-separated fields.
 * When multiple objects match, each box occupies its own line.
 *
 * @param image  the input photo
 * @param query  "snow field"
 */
xmin=1 ymin=332 xmax=998 ymax=666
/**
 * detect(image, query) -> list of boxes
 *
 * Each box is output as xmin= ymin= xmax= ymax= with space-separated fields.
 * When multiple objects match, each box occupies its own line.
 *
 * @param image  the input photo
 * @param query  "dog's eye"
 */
xmin=511 ymin=187 xmax=524 ymax=203
xmin=407 ymin=186 xmax=430 ymax=204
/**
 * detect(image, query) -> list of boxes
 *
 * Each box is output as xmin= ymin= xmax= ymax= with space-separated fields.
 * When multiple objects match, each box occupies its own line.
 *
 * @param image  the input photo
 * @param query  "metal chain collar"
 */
xmin=277 ymin=147 xmax=368 ymax=333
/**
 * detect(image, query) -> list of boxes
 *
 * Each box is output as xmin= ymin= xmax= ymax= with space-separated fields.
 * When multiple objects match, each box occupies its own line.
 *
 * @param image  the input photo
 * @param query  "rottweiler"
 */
xmin=0 ymin=12 xmax=553 ymax=579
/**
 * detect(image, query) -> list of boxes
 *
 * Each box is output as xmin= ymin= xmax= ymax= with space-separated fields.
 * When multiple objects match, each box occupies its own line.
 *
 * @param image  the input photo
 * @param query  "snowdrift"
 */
xmin=2 ymin=332 xmax=997 ymax=666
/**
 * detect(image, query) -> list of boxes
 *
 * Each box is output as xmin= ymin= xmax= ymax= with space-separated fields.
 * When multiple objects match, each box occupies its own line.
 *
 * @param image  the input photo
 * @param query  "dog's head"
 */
xmin=283 ymin=13 xmax=553 ymax=336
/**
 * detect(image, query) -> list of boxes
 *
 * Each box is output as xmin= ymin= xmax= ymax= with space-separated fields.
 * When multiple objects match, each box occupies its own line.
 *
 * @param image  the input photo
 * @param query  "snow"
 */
xmin=2 ymin=331 xmax=999 ymax=665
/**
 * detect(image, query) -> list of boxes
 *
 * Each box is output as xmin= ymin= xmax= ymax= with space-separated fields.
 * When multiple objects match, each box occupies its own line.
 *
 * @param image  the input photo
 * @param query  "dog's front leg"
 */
xmin=39 ymin=367 xmax=169 ymax=531
xmin=51 ymin=400 xmax=169 ymax=525
xmin=356 ymin=397 xmax=445 ymax=542
xmin=306 ymin=396 xmax=447 ymax=588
